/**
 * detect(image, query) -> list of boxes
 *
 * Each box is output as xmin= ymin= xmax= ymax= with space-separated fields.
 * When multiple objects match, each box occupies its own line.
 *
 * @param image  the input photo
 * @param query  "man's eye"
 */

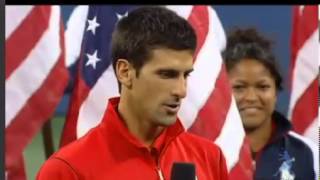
xmin=158 ymin=71 xmax=178 ymax=78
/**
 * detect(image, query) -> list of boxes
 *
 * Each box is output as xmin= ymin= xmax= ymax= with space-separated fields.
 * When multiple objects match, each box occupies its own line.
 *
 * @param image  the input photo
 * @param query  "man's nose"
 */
xmin=172 ymin=76 xmax=187 ymax=99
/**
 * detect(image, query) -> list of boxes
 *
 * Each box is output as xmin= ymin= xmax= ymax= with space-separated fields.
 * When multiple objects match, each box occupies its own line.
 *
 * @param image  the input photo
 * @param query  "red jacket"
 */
xmin=37 ymin=97 xmax=228 ymax=180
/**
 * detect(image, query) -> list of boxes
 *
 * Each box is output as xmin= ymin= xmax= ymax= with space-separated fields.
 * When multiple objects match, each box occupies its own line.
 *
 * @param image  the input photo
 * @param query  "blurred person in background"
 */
xmin=223 ymin=28 xmax=317 ymax=180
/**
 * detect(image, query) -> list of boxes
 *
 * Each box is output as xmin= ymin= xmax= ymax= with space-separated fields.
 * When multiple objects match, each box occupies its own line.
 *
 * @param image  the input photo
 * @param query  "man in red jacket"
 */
xmin=37 ymin=6 xmax=228 ymax=180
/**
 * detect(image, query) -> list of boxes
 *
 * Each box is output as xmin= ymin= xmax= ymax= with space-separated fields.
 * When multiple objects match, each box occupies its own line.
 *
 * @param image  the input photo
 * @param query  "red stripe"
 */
xmin=187 ymin=5 xmax=209 ymax=62
xmin=291 ymin=78 xmax=318 ymax=134
xmin=60 ymin=77 xmax=90 ymax=147
xmin=188 ymin=65 xmax=231 ymax=140
xmin=5 ymin=19 xmax=68 ymax=168
xmin=289 ymin=6 xmax=318 ymax=87
xmin=187 ymin=6 xmax=229 ymax=139
xmin=6 ymin=155 xmax=26 ymax=180
xmin=6 ymin=6 xmax=51 ymax=80
xmin=229 ymin=137 xmax=254 ymax=180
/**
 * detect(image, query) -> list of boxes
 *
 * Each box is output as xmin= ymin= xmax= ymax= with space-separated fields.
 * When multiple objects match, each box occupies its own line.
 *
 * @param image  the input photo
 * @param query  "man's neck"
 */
xmin=118 ymin=98 xmax=164 ymax=147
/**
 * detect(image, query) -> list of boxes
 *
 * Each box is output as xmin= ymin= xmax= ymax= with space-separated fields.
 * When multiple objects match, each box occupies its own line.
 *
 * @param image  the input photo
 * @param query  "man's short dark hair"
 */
xmin=222 ymin=27 xmax=283 ymax=91
xmin=111 ymin=6 xmax=197 ymax=78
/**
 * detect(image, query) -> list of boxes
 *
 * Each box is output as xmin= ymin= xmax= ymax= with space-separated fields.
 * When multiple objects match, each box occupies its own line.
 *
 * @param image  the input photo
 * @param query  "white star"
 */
xmin=116 ymin=12 xmax=128 ymax=20
xmin=86 ymin=50 xmax=101 ymax=69
xmin=87 ymin=16 xmax=100 ymax=35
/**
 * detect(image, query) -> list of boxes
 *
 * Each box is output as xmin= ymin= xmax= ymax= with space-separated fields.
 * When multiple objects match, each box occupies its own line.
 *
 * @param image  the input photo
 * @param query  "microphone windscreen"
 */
xmin=170 ymin=162 xmax=195 ymax=180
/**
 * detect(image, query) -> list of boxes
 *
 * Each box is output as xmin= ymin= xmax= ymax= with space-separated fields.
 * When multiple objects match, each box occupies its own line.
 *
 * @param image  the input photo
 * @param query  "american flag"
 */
xmin=60 ymin=5 xmax=253 ymax=179
xmin=5 ymin=5 xmax=69 ymax=180
xmin=288 ymin=5 xmax=319 ymax=179
xmin=288 ymin=5 xmax=318 ymax=145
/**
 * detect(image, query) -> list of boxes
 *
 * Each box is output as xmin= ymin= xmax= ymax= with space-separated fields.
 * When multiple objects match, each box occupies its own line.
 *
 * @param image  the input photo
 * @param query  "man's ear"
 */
xmin=116 ymin=59 xmax=134 ymax=89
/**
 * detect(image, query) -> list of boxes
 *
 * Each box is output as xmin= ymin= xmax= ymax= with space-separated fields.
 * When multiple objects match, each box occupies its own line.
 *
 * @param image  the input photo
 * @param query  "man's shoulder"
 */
xmin=37 ymin=126 xmax=106 ymax=179
xmin=53 ymin=126 xmax=105 ymax=164
xmin=37 ymin=156 xmax=79 ymax=179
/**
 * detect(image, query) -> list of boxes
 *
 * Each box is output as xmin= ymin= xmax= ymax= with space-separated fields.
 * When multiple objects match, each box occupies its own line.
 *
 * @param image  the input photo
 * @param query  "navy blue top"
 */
xmin=254 ymin=111 xmax=316 ymax=180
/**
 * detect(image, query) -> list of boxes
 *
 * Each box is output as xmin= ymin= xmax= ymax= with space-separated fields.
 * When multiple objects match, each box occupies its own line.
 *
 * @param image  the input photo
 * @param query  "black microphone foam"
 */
xmin=170 ymin=162 xmax=196 ymax=180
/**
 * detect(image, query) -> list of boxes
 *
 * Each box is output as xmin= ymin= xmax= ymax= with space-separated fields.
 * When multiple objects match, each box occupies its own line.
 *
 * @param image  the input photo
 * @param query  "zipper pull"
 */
xmin=157 ymin=168 xmax=164 ymax=180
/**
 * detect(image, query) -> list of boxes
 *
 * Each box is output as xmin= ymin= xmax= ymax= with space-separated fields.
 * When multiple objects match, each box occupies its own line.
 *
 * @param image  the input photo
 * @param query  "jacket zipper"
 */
xmin=154 ymin=133 xmax=176 ymax=180
xmin=157 ymin=166 xmax=164 ymax=180
xmin=156 ymin=150 xmax=164 ymax=180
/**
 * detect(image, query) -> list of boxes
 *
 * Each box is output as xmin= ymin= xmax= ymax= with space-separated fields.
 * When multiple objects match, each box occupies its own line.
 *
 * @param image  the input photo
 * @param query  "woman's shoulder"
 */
xmin=286 ymin=131 xmax=319 ymax=179
xmin=286 ymin=131 xmax=317 ymax=154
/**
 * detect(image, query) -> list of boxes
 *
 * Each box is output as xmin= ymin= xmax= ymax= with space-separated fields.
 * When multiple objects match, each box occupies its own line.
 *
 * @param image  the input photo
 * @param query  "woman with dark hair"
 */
xmin=223 ymin=28 xmax=317 ymax=180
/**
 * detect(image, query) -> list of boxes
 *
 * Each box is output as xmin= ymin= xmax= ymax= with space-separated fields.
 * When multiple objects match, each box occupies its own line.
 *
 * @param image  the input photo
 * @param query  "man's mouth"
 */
xmin=163 ymin=103 xmax=180 ymax=114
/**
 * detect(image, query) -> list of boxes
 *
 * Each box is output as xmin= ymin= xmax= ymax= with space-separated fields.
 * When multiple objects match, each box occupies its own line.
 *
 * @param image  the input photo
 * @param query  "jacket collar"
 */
xmin=269 ymin=111 xmax=292 ymax=143
xmin=253 ymin=111 xmax=292 ymax=160
xmin=100 ymin=97 xmax=185 ymax=154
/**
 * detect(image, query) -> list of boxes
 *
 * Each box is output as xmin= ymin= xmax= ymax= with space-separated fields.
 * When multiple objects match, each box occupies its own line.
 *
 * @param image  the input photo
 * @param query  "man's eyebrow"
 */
xmin=155 ymin=68 xmax=194 ymax=74
xmin=156 ymin=69 xmax=178 ymax=73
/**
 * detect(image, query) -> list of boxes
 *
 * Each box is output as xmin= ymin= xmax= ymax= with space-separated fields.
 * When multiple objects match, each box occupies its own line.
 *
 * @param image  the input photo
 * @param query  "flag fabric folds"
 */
xmin=60 ymin=5 xmax=253 ymax=179
xmin=288 ymin=6 xmax=319 ymax=179
xmin=5 ymin=5 xmax=69 ymax=179
xmin=288 ymin=5 xmax=318 ymax=144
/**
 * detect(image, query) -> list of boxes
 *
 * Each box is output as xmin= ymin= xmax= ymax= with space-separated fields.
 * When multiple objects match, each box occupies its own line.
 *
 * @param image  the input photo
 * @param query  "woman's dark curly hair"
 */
xmin=222 ymin=28 xmax=283 ymax=91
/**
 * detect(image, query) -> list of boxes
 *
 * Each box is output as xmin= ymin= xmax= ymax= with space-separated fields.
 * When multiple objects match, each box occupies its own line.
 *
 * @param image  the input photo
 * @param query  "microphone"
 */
xmin=170 ymin=162 xmax=196 ymax=180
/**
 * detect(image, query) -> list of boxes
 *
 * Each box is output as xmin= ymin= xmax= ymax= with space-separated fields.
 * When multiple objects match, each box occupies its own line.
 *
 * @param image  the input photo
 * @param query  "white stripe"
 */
xmin=166 ymin=6 xmax=226 ymax=51
xmin=165 ymin=5 xmax=193 ymax=19
xmin=288 ymin=131 xmax=319 ymax=180
xmin=5 ymin=6 xmax=62 ymax=127
xmin=209 ymin=7 xmax=226 ymax=51
xmin=77 ymin=65 xmax=119 ymax=138
xmin=303 ymin=118 xmax=319 ymax=144
xmin=215 ymin=96 xmax=245 ymax=171
xmin=178 ymin=7 xmax=225 ymax=129
xmin=288 ymin=29 xmax=319 ymax=119
xmin=65 ymin=5 xmax=89 ymax=67
xmin=5 ymin=5 xmax=34 ymax=40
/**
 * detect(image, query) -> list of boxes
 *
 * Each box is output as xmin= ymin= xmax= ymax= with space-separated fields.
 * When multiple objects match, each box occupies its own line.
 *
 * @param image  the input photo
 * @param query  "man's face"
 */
xmin=128 ymin=48 xmax=193 ymax=127
xmin=228 ymin=59 xmax=277 ymax=132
